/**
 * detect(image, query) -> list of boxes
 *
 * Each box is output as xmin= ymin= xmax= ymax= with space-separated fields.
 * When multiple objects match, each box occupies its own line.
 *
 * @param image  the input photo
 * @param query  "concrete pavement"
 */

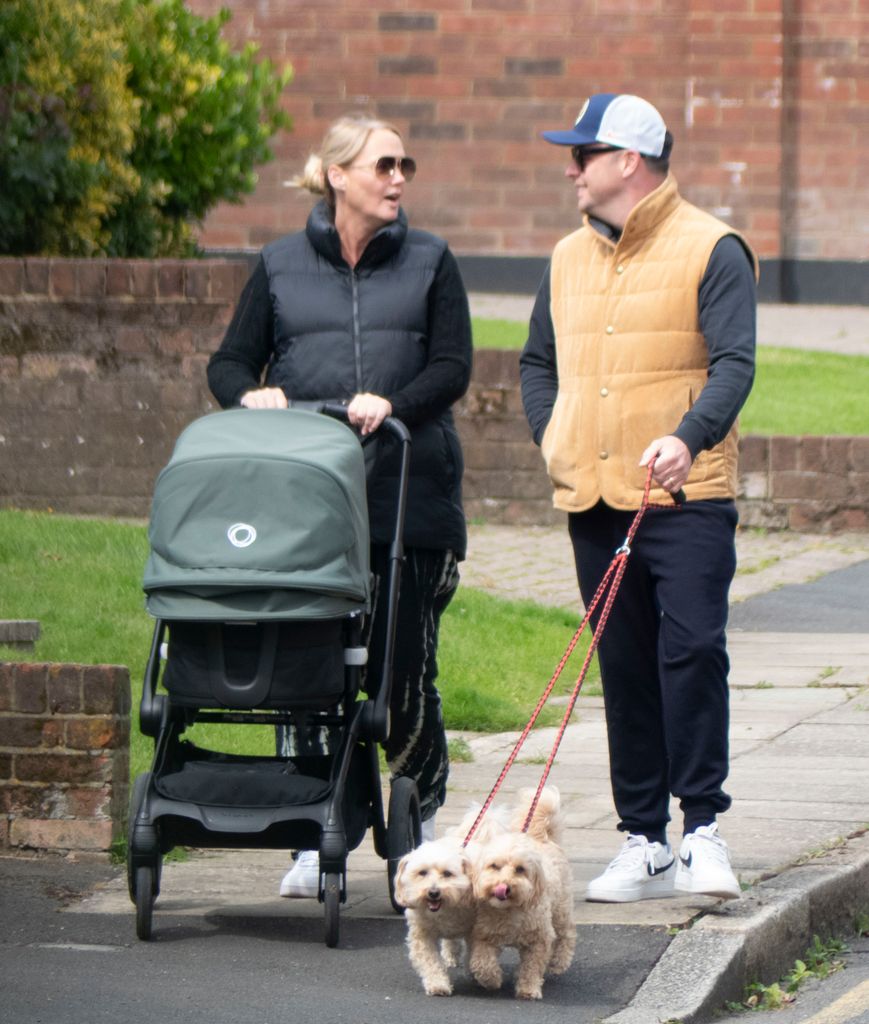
xmin=66 ymin=523 xmax=869 ymax=1022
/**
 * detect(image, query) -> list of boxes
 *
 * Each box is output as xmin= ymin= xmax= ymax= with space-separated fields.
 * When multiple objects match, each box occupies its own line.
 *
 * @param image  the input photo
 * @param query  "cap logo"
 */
xmin=574 ymin=99 xmax=590 ymax=127
xmin=227 ymin=522 xmax=257 ymax=548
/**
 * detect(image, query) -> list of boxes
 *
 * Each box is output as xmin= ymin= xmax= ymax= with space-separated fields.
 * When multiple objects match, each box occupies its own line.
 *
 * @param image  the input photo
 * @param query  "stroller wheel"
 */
xmin=127 ymin=772 xmax=161 ymax=903
xmin=323 ymin=872 xmax=341 ymax=948
xmin=134 ymin=865 xmax=156 ymax=941
xmin=386 ymin=776 xmax=421 ymax=914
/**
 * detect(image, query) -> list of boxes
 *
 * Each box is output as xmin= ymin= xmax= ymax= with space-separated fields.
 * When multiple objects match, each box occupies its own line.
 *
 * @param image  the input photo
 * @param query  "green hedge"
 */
xmin=0 ymin=0 xmax=291 ymax=257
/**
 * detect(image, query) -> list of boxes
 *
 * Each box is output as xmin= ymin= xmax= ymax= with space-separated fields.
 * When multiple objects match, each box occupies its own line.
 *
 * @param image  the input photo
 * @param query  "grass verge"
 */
xmin=471 ymin=317 xmax=869 ymax=436
xmin=0 ymin=509 xmax=598 ymax=781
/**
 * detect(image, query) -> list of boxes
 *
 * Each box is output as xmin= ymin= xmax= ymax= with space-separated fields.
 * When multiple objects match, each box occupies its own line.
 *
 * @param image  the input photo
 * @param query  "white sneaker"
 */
xmin=674 ymin=823 xmax=741 ymax=899
xmin=279 ymin=849 xmax=320 ymax=898
xmin=420 ymin=814 xmax=436 ymax=843
xmin=586 ymin=834 xmax=675 ymax=902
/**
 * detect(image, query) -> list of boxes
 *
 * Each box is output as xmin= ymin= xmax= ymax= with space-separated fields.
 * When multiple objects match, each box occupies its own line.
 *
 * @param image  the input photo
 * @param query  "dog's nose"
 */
xmin=427 ymin=887 xmax=441 ymax=901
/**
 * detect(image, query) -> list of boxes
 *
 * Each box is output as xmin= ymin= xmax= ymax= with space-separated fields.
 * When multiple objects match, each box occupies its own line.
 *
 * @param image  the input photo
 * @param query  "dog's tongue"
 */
xmin=493 ymin=883 xmax=509 ymax=901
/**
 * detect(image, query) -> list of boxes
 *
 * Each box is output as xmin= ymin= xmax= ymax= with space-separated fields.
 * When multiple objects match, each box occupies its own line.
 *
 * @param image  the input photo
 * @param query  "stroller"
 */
xmin=127 ymin=404 xmax=420 ymax=946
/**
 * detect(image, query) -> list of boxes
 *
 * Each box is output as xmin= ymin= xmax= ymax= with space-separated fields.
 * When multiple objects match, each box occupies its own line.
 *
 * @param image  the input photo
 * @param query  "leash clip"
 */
xmin=615 ymin=542 xmax=631 ymax=557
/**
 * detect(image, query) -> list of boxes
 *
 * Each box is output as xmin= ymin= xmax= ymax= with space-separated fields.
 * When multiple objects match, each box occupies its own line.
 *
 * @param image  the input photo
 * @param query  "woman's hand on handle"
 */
xmin=347 ymin=393 xmax=392 ymax=436
xmin=240 ymin=387 xmax=288 ymax=409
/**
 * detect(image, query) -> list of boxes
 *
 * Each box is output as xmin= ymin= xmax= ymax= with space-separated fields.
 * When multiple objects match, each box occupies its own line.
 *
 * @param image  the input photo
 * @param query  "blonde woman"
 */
xmin=208 ymin=115 xmax=472 ymax=897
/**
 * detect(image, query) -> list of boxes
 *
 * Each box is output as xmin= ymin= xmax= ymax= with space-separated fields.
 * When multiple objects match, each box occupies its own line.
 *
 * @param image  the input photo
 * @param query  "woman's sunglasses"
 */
xmin=351 ymin=156 xmax=417 ymax=181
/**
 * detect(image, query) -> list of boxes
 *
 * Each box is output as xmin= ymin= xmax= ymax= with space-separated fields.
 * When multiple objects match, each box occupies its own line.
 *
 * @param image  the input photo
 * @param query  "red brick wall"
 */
xmin=0 ymin=662 xmax=131 ymax=856
xmin=0 ymin=258 xmax=866 ymax=530
xmin=185 ymin=0 xmax=867 ymax=265
xmin=0 ymin=257 xmax=234 ymax=515
xmin=782 ymin=0 xmax=868 ymax=261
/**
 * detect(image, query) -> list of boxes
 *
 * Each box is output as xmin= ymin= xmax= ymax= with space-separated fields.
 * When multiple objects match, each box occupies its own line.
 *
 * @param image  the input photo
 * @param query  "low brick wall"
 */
xmin=0 ymin=662 xmax=131 ymax=857
xmin=0 ymin=257 xmax=236 ymax=516
xmin=1 ymin=258 xmax=866 ymax=530
xmin=739 ymin=436 xmax=869 ymax=532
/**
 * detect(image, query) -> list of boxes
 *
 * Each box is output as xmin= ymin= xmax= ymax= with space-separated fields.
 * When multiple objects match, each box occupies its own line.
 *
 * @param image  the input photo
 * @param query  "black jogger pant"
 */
xmin=278 ymin=546 xmax=458 ymax=823
xmin=568 ymin=499 xmax=737 ymax=840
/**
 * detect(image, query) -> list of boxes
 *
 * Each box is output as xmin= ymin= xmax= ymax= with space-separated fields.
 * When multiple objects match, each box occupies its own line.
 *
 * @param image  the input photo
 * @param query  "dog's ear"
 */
xmin=470 ymin=854 xmax=491 ymax=900
xmin=517 ymin=848 xmax=545 ymax=903
xmin=393 ymin=855 xmax=411 ymax=907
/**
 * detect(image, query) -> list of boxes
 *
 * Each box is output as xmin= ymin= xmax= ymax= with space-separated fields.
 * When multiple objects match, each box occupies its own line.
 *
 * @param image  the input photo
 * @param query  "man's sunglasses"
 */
xmin=570 ymin=145 xmax=623 ymax=171
xmin=351 ymin=156 xmax=417 ymax=181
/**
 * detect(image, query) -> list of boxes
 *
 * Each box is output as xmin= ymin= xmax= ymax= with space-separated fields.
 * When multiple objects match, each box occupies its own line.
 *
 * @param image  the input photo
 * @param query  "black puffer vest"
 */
xmin=261 ymin=202 xmax=467 ymax=558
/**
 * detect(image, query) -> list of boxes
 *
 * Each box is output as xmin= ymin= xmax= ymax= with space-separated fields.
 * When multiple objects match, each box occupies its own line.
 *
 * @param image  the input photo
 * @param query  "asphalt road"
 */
xmin=728 ymin=558 xmax=869 ymax=633
xmin=0 ymin=857 xmax=670 ymax=1024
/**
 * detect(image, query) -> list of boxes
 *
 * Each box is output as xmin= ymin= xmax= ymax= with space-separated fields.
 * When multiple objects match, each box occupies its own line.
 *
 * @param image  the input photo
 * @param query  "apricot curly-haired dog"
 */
xmin=394 ymin=810 xmax=505 ymax=996
xmin=468 ymin=787 xmax=576 ymax=1000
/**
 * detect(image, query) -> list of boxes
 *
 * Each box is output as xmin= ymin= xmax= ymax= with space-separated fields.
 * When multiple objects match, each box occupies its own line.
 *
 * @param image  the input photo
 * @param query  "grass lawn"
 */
xmin=471 ymin=318 xmax=869 ymax=436
xmin=0 ymin=510 xmax=598 ymax=781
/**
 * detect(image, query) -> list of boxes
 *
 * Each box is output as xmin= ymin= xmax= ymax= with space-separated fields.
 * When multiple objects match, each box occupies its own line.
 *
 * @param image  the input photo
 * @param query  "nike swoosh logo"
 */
xmin=647 ymin=857 xmax=675 ymax=877
xmin=680 ymin=852 xmax=692 ymax=869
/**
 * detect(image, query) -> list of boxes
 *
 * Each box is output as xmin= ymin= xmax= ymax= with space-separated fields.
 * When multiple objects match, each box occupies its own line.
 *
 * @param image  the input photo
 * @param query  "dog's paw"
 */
xmin=516 ymin=984 xmax=544 ymax=1000
xmin=423 ymin=979 xmax=453 ymax=997
xmin=547 ymin=947 xmax=574 ymax=975
xmin=471 ymin=966 xmax=502 ymax=991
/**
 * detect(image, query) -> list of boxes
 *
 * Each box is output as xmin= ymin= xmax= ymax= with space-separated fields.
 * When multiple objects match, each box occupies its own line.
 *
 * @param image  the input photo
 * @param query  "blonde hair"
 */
xmin=289 ymin=114 xmax=403 ymax=207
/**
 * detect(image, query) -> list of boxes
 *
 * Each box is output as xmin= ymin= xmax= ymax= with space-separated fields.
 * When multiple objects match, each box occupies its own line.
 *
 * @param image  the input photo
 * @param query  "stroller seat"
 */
xmin=162 ymin=618 xmax=345 ymax=710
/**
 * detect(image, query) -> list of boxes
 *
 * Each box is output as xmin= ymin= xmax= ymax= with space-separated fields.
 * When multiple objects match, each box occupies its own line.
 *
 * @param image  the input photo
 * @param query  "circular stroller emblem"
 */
xmin=227 ymin=522 xmax=257 ymax=548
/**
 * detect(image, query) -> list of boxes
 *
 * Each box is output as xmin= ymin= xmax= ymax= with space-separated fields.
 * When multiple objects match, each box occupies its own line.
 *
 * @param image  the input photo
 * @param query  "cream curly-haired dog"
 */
xmin=393 ymin=809 xmax=505 ymax=996
xmin=468 ymin=787 xmax=576 ymax=1000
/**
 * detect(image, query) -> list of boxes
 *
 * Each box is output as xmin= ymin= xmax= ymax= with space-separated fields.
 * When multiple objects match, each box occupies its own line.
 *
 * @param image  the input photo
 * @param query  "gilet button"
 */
xmin=599 ymin=451 xmax=609 ymax=460
xmin=616 ymin=264 xmax=625 ymax=274
xmin=605 ymin=325 xmax=614 ymax=335
xmin=600 ymin=387 xmax=609 ymax=397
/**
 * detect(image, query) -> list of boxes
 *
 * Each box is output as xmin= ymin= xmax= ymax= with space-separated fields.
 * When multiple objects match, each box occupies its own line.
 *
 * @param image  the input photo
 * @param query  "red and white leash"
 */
xmin=462 ymin=461 xmax=683 ymax=844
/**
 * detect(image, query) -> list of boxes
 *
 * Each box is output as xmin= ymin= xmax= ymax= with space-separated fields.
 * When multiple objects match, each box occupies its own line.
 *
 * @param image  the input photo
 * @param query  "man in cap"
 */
xmin=520 ymin=93 xmax=757 ymax=902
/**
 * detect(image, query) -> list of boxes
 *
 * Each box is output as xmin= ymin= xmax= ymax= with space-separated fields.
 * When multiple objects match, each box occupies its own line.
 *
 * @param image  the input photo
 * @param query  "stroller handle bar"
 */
xmin=295 ymin=399 xmax=411 ymax=744
xmin=289 ymin=399 xmax=412 ymax=447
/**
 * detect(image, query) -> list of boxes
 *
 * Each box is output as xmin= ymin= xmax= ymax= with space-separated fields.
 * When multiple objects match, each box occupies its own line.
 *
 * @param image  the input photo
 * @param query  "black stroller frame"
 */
xmin=128 ymin=404 xmax=420 ymax=946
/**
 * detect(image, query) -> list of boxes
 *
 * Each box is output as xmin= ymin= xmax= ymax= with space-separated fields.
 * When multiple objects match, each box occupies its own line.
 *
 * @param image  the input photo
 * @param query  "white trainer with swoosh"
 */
xmin=586 ymin=833 xmax=676 ymax=902
xmin=674 ymin=823 xmax=741 ymax=899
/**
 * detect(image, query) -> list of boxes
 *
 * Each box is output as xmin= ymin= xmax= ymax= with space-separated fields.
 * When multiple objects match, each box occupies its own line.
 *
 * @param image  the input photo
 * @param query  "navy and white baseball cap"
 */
xmin=542 ymin=93 xmax=668 ymax=157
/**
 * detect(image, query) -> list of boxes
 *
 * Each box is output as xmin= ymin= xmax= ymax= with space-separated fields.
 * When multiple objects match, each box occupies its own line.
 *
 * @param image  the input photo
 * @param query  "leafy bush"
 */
xmin=107 ymin=0 xmax=292 ymax=256
xmin=0 ymin=0 xmax=291 ymax=257
xmin=0 ymin=0 xmax=139 ymax=255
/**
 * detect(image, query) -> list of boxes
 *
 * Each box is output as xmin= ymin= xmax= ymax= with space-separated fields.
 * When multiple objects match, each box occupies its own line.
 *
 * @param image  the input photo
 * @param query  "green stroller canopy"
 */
xmin=143 ymin=408 xmax=371 ymax=621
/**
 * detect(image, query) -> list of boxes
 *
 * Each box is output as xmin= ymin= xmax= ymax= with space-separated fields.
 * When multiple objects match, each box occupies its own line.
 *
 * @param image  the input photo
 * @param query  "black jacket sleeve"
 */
xmin=673 ymin=235 xmax=757 ymax=458
xmin=519 ymin=264 xmax=558 ymax=446
xmin=206 ymin=258 xmax=274 ymax=409
xmin=385 ymin=247 xmax=473 ymax=427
